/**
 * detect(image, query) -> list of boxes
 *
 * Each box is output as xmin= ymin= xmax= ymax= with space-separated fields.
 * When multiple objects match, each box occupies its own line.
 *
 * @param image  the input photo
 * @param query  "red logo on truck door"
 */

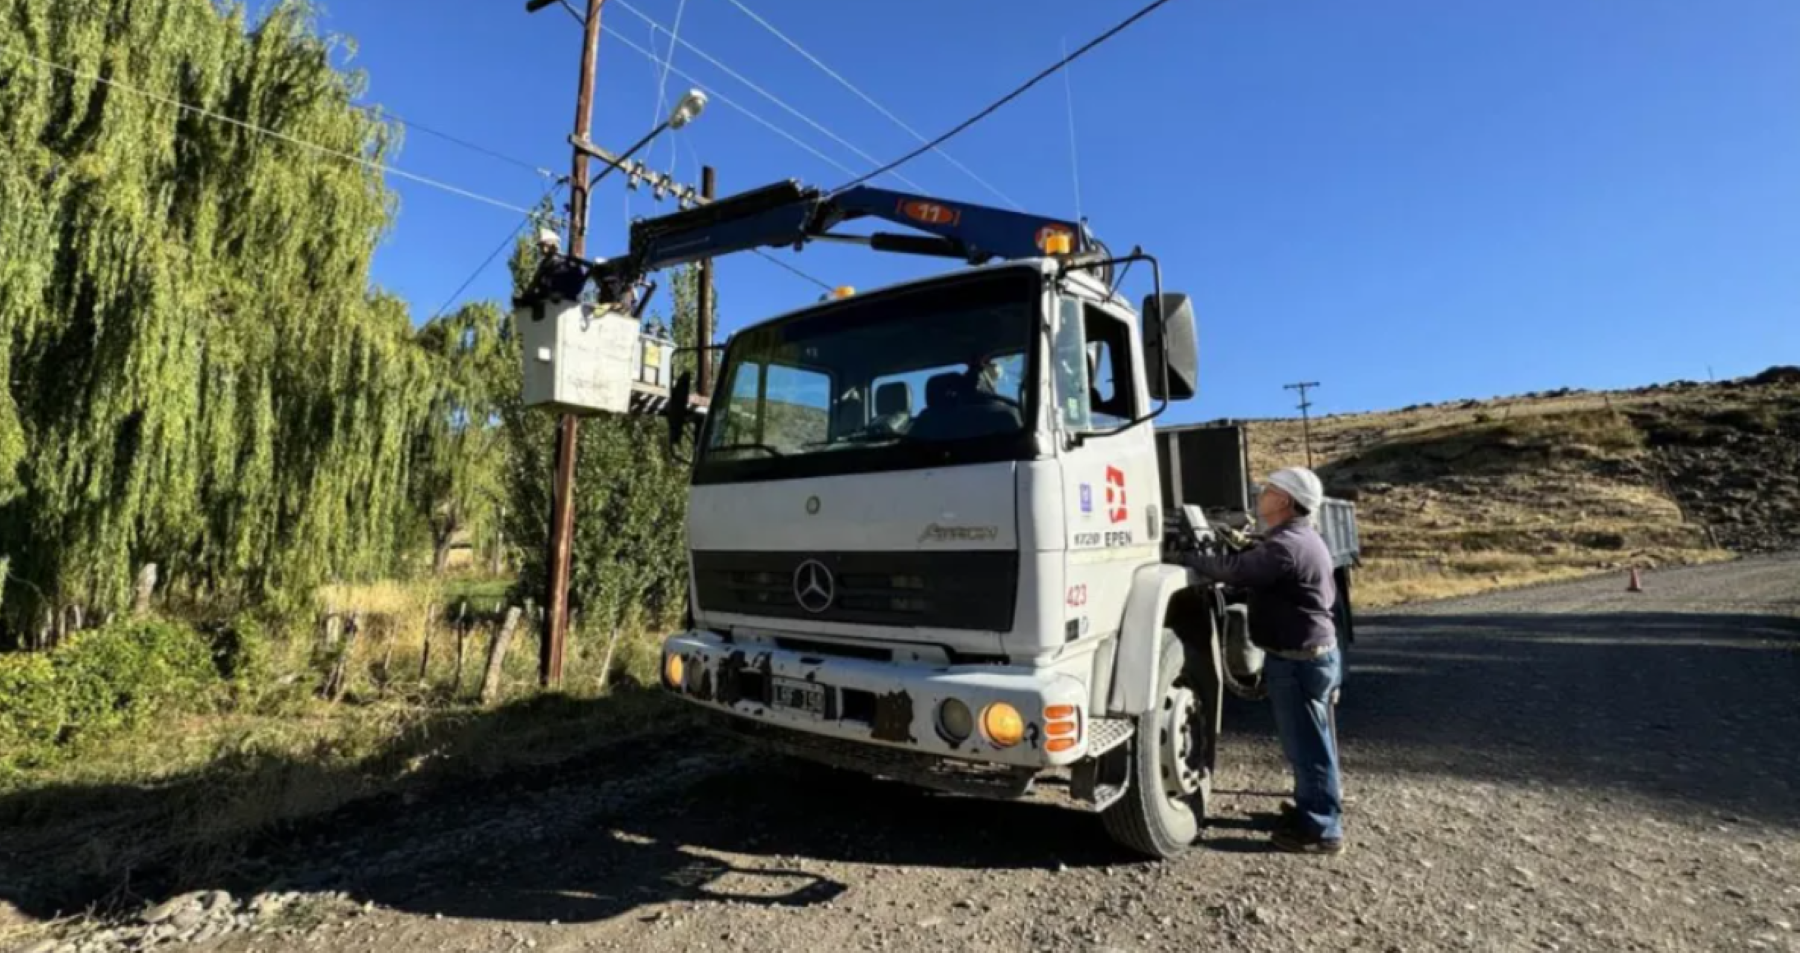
xmin=1105 ymin=466 xmax=1128 ymax=524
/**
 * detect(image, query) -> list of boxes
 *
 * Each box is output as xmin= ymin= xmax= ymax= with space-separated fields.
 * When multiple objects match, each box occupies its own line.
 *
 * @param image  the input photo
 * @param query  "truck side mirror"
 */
xmin=1142 ymin=292 xmax=1198 ymax=401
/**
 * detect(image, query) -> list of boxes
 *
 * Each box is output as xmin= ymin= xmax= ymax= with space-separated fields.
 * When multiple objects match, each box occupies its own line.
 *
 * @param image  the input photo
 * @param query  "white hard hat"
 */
xmin=1265 ymin=467 xmax=1324 ymax=515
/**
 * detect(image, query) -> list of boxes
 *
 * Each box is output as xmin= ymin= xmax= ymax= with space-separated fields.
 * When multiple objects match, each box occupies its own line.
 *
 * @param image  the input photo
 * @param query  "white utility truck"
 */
xmin=522 ymin=178 xmax=1357 ymax=857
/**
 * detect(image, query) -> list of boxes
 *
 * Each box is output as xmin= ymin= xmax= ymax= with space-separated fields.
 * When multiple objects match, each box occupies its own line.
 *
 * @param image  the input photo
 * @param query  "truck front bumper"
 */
xmin=661 ymin=630 xmax=1092 ymax=769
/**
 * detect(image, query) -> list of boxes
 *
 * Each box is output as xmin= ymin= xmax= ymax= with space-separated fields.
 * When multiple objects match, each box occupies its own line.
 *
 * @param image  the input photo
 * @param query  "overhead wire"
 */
xmin=350 ymin=102 xmax=557 ymax=180
xmin=750 ymin=249 xmax=833 ymax=292
xmin=610 ymin=0 xmax=928 ymax=193
xmin=426 ymin=180 xmax=568 ymax=323
xmin=716 ymin=0 xmax=1021 ymax=209
xmin=645 ymin=0 xmax=691 ymax=177
xmin=603 ymin=28 xmax=866 ymax=181
xmin=0 ymin=47 xmax=540 ymax=216
xmin=549 ymin=1 xmax=836 ymax=298
xmin=832 ymin=0 xmax=1180 ymax=195
xmin=1060 ymin=37 xmax=1084 ymax=225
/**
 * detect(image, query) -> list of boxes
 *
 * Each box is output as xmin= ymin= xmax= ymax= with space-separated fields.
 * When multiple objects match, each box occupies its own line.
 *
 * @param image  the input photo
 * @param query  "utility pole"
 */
xmin=541 ymin=0 xmax=606 ymax=690
xmin=697 ymin=165 xmax=717 ymax=397
xmin=1285 ymin=381 xmax=1320 ymax=469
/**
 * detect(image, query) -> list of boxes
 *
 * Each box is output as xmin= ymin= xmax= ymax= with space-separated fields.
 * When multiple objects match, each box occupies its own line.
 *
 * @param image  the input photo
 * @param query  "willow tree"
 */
xmin=0 ymin=0 xmax=432 ymax=633
xmin=413 ymin=302 xmax=514 ymax=574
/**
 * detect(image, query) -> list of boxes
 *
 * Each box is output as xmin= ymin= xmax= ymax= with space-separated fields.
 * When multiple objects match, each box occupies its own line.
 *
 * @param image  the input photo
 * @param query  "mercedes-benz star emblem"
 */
xmin=793 ymin=559 xmax=835 ymax=613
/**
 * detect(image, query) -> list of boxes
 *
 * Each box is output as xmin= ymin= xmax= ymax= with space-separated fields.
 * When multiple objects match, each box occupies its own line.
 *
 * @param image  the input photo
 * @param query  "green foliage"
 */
xmin=0 ymin=617 xmax=219 ymax=770
xmin=0 ymin=0 xmax=431 ymax=631
xmin=210 ymin=612 xmax=272 ymax=687
xmin=413 ymin=302 xmax=516 ymax=573
xmin=0 ymin=653 xmax=61 ymax=764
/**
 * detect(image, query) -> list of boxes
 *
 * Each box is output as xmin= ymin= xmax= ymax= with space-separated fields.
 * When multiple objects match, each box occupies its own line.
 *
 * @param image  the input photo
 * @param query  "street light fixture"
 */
xmin=667 ymin=89 xmax=708 ymax=130
xmin=591 ymin=88 xmax=709 ymax=187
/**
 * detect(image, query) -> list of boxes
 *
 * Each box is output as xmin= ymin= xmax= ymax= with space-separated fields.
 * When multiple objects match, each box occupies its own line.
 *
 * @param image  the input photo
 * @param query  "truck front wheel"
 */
xmin=1101 ymin=629 xmax=1209 ymax=858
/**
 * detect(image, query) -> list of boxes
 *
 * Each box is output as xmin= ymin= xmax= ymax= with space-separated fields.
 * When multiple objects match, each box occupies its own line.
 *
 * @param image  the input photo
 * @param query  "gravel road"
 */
xmin=17 ymin=557 xmax=1800 ymax=953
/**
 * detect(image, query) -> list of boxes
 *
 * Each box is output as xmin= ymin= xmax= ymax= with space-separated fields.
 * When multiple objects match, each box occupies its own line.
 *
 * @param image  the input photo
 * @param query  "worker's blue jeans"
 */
xmin=1265 ymin=648 xmax=1344 ymax=841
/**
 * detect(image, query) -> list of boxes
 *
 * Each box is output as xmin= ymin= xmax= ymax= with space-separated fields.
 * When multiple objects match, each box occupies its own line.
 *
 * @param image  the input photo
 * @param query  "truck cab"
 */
xmin=661 ymin=254 xmax=1220 ymax=857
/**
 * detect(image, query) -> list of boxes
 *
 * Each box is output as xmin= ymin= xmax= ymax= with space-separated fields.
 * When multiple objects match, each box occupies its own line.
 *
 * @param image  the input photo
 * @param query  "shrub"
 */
xmin=0 ymin=618 xmax=220 ymax=771
xmin=210 ymin=612 xmax=274 ymax=690
xmin=0 ymin=653 xmax=64 ymax=763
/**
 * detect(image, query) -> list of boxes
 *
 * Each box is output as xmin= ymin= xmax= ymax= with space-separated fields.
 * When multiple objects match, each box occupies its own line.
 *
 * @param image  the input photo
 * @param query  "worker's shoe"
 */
xmin=1271 ymin=826 xmax=1345 ymax=855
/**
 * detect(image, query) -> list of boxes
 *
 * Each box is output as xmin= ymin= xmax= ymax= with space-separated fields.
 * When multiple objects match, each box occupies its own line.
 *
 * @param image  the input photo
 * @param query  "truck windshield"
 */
xmin=694 ymin=269 xmax=1040 ymax=485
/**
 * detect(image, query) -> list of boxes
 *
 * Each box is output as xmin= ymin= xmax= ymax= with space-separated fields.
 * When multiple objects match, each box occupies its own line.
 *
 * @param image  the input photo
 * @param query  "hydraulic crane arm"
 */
xmin=579 ymin=179 xmax=1099 ymax=303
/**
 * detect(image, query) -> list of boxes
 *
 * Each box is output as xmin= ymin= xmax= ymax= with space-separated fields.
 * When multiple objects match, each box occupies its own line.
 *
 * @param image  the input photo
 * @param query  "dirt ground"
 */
xmin=12 ymin=557 xmax=1800 ymax=953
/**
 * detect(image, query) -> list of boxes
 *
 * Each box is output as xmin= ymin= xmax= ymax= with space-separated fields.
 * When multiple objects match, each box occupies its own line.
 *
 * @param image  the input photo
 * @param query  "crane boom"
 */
xmin=571 ymin=179 xmax=1099 ymax=304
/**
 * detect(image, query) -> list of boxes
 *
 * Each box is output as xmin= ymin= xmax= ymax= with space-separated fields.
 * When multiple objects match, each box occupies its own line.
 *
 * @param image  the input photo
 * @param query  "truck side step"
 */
xmin=1089 ymin=781 xmax=1127 ymax=812
xmin=1087 ymin=717 xmax=1135 ymax=756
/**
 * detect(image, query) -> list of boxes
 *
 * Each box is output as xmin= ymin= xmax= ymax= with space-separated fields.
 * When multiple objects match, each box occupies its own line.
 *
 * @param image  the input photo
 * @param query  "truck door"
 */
xmin=1051 ymin=294 xmax=1161 ymax=650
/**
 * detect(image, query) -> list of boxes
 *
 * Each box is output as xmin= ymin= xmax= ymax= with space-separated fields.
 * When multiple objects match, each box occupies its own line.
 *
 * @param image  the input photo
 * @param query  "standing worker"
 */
xmin=1181 ymin=467 xmax=1345 ymax=854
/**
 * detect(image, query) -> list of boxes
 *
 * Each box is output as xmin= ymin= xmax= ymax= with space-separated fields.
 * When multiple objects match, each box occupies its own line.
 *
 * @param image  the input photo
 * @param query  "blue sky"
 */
xmin=317 ymin=0 xmax=1799 ymax=423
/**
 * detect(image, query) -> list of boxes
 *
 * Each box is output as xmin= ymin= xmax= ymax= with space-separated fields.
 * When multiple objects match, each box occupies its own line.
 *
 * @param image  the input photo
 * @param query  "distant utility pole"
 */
xmin=536 ymin=0 xmax=607 ymax=690
xmin=1285 ymin=381 xmax=1321 ymax=469
xmin=697 ymin=165 xmax=717 ymax=397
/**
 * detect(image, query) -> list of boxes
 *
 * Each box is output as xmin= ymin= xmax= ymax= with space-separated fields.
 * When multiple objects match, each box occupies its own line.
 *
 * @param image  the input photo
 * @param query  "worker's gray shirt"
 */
xmin=1184 ymin=521 xmax=1339 ymax=654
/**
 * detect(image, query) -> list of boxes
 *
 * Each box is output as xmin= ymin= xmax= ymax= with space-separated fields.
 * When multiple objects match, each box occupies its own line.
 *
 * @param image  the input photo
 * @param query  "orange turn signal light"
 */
xmin=1045 ymin=705 xmax=1076 ymax=720
xmin=1047 ymin=737 xmax=1077 ymax=753
xmin=1046 ymin=721 xmax=1077 ymax=737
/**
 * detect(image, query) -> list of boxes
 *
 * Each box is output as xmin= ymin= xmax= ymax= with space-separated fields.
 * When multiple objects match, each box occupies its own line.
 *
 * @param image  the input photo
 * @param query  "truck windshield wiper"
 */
xmin=708 ymin=442 xmax=785 ymax=457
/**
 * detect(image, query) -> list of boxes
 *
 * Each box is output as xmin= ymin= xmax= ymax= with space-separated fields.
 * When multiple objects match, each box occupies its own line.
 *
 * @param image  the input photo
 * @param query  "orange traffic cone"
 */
xmin=1627 ymin=567 xmax=1644 ymax=593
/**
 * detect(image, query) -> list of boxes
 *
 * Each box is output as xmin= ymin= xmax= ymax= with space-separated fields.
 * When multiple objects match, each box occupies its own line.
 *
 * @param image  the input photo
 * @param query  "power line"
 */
xmin=645 ymin=0 xmax=691 ymax=177
xmin=1 ymin=47 xmax=540 ymax=216
xmin=718 ymin=0 xmax=1021 ymax=210
xmin=352 ymin=103 xmax=556 ymax=180
xmin=750 ymin=249 xmax=833 ymax=292
xmin=426 ymin=181 xmax=567 ymax=323
xmin=1060 ymin=37 xmax=1084 ymax=224
xmin=611 ymin=0 xmax=929 ymax=193
xmin=832 ymin=0 xmax=1180 ymax=195
xmin=603 ymin=29 xmax=867 ymax=181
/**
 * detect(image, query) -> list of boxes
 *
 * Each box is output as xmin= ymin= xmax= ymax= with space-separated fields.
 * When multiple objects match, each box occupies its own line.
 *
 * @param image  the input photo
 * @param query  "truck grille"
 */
xmin=691 ymin=550 xmax=1018 ymax=631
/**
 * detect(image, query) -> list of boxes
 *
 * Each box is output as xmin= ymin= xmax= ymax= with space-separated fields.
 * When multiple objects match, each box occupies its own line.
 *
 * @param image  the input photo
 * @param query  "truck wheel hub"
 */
xmin=1159 ymin=686 xmax=1204 ymax=799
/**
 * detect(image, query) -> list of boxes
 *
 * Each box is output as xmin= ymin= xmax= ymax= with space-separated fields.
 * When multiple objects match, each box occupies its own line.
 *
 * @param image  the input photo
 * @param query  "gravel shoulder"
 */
xmin=10 ymin=557 xmax=1800 ymax=953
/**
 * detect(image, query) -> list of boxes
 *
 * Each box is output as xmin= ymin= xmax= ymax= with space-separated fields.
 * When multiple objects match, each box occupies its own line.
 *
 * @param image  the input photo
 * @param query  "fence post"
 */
xmin=480 ymin=607 xmax=524 ymax=706
xmin=133 ymin=563 xmax=158 ymax=615
xmin=452 ymin=601 xmax=470 ymax=695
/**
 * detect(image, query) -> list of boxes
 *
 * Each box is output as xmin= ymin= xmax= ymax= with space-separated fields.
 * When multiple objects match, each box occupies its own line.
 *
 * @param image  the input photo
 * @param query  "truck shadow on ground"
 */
xmin=3 ymin=609 xmax=1795 ymax=929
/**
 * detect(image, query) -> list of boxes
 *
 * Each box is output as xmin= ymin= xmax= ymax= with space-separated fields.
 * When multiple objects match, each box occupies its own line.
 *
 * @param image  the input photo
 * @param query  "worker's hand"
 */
xmin=1214 ymin=524 xmax=1252 ymax=550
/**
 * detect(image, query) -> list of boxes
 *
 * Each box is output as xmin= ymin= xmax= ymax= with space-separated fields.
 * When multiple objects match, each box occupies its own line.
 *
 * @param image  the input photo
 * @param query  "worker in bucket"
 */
xmin=1180 ymin=466 xmax=1344 ymax=854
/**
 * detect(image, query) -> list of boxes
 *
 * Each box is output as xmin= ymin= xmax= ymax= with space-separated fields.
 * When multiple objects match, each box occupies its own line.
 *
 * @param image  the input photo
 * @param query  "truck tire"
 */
xmin=1101 ymin=628 xmax=1209 ymax=858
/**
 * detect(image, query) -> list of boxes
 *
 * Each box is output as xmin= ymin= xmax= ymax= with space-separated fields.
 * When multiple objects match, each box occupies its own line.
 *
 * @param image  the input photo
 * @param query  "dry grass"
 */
xmin=1240 ymin=381 xmax=1784 ymax=609
xmin=1353 ymin=547 xmax=1734 ymax=609
xmin=0 ymin=576 xmax=686 ymax=913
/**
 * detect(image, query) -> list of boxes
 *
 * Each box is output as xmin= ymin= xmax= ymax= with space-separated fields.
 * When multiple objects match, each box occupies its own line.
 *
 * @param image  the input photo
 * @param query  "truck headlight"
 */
xmin=937 ymin=699 xmax=974 ymax=743
xmin=663 ymin=653 xmax=685 ymax=690
xmin=981 ymin=702 xmax=1025 ymax=747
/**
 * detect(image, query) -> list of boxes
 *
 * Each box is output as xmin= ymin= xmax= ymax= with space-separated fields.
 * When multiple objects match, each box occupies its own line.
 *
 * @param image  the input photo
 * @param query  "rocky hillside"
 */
xmin=1239 ymin=367 xmax=1800 ymax=607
